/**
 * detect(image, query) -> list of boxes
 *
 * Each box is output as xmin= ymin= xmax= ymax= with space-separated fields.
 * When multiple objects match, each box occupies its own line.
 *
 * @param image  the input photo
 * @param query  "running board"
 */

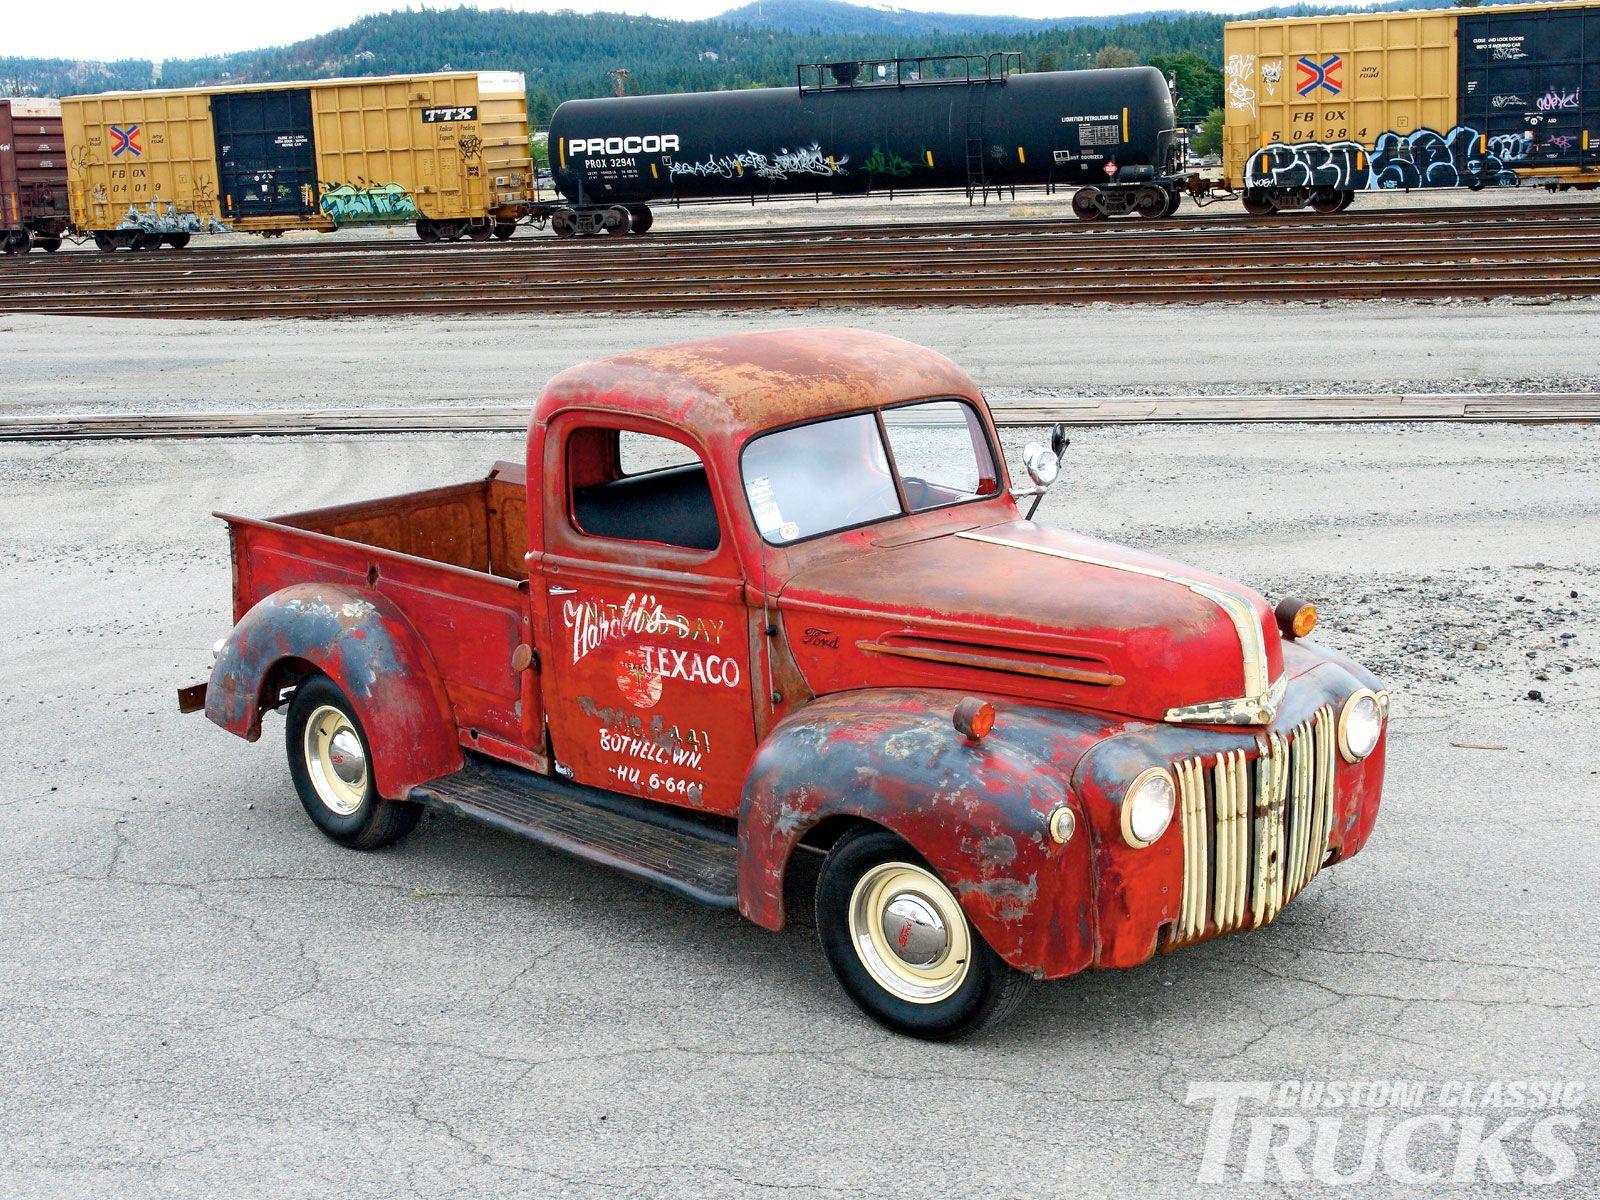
xmin=408 ymin=756 xmax=739 ymax=909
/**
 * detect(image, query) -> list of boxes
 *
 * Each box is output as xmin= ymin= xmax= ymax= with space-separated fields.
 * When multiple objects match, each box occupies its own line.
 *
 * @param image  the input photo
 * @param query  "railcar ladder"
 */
xmin=964 ymin=88 xmax=988 ymax=204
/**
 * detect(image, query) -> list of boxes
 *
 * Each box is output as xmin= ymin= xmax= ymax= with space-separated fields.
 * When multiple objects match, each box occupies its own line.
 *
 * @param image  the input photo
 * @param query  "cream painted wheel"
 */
xmin=847 ymin=860 xmax=972 ymax=1005
xmin=302 ymin=704 xmax=369 ymax=817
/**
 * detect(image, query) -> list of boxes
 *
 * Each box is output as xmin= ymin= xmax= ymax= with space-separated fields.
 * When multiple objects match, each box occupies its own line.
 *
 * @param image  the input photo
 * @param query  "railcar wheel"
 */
xmin=415 ymin=218 xmax=441 ymax=243
xmin=601 ymin=204 xmax=632 ymax=235
xmin=285 ymin=676 xmax=422 ymax=851
xmin=815 ymin=828 xmax=1034 ymax=1040
xmin=164 ymin=232 xmax=191 ymax=248
xmin=94 ymin=233 xmax=117 ymax=252
xmin=1132 ymin=185 xmax=1167 ymax=218
xmin=132 ymin=233 xmax=162 ymax=251
xmin=38 ymin=236 xmax=61 ymax=252
xmin=492 ymin=222 xmax=516 ymax=240
xmin=551 ymin=209 xmax=578 ymax=238
xmin=1241 ymin=189 xmax=1279 ymax=216
xmin=1161 ymin=186 xmax=1183 ymax=217
xmin=1 ymin=232 xmax=28 ymax=254
xmin=1071 ymin=187 xmax=1105 ymax=221
xmin=1335 ymin=190 xmax=1356 ymax=212
xmin=1309 ymin=188 xmax=1343 ymax=214
xmin=626 ymin=204 xmax=653 ymax=234
xmin=467 ymin=222 xmax=492 ymax=241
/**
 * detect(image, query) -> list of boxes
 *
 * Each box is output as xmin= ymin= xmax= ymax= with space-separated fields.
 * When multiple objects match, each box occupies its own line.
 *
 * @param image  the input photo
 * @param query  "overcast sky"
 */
xmin=14 ymin=1 xmax=1270 ymax=61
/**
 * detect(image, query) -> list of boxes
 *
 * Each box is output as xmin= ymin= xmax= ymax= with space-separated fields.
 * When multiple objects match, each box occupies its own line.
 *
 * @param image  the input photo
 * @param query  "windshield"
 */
xmin=740 ymin=399 xmax=999 ymax=544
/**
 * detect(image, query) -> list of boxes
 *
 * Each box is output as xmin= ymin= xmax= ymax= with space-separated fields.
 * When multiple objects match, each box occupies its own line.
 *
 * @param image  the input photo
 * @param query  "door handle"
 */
xmin=548 ymin=585 xmax=578 ymax=596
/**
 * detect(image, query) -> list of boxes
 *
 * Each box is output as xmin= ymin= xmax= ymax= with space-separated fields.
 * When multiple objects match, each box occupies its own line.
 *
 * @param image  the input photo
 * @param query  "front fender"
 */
xmin=738 ymin=688 xmax=1122 ymax=980
xmin=205 ymin=582 xmax=461 ymax=798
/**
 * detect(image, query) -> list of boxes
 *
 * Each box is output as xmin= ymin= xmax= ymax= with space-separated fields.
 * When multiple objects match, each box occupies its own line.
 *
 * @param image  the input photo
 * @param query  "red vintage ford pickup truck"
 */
xmin=185 ymin=329 xmax=1389 ymax=1038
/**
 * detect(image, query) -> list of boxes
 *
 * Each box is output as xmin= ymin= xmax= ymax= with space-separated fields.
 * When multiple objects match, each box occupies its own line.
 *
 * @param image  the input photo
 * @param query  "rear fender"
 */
xmin=738 ymin=688 xmax=1112 ymax=980
xmin=205 ymin=582 xmax=461 ymax=798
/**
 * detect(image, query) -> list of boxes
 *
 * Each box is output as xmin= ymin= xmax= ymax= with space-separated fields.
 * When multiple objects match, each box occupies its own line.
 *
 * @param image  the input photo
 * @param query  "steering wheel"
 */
xmin=841 ymin=479 xmax=900 ymax=524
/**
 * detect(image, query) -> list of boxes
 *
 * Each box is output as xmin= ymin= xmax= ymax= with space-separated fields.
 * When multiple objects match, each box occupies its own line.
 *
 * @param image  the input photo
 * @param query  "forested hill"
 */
xmin=1 ymin=4 xmax=1228 ymax=121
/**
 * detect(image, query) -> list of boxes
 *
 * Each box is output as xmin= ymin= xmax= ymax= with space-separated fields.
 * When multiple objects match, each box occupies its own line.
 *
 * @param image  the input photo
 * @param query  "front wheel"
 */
xmin=285 ymin=675 xmax=422 ymax=850
xmin=815 ymin=828 xmax=1034 ymax=1039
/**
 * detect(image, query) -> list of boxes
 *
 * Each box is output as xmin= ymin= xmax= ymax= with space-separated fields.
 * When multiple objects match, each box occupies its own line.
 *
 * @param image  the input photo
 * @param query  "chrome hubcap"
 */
xmin=304 ymin=705 xmax=368 ymax=816
xmin=848 ymin=862 xmax=971 ymax=1004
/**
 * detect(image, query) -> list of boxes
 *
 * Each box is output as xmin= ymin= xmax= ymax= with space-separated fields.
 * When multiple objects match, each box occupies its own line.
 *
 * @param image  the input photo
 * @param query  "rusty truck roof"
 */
xmin=533 ymin=328 xmax=984 ymax=442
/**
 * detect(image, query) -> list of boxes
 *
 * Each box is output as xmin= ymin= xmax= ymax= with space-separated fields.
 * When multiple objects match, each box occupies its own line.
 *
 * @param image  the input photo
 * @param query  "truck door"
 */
xmin=534 ymin=416 xmax=757 ymax=818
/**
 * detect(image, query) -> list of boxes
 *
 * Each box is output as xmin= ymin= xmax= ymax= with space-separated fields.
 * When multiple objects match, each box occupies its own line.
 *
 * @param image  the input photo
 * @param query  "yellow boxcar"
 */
xmin=1223 ymin=0 xmax=1600 ymax=213
xmin=62 ymin=71 xmax=531 ymax=246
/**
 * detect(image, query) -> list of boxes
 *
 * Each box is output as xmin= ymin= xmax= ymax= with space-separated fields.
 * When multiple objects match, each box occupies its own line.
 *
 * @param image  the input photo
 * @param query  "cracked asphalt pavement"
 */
xmin=2 ymin=421 xmax=1596 ymax=1197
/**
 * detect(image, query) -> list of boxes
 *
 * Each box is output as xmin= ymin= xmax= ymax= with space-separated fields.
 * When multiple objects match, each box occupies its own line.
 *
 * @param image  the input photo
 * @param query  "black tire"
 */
xmin=1309 ymin=187 xmax=1343 ymax=214
xmin=285 ymin=675 xmax=422 ymax=851
xmin=815 ymin=828 xmax=1034 ymax=1040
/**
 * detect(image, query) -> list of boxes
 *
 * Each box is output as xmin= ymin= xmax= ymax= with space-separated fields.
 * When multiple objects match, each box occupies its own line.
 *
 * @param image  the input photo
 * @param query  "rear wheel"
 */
xmin=1132 ymin=184 xmax=1167 ymax=219
xmin=815 ymin=828 xmax=1034 ymax=1040
xmin=285 ymin=676 xmax=422 ymax=851
xmin=1161 ymin=186 xmax=1183 ymax=217
xmin=1071 ymin=187 xmax=1105 ymax=221
xmin=1335 ymin=190 xmax=1356 ymax=212
xmin=1309 ymin=187 xmax=1344 ymax=214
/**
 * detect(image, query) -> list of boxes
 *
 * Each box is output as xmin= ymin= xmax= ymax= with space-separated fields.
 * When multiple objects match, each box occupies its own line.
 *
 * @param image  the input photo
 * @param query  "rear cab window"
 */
xmin=740 ymin=398 xmax=999 ymax=544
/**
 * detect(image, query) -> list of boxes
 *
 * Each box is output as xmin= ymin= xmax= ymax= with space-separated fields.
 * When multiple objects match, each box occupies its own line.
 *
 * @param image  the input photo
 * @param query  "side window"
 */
xmin=879 ymin=400 xmax=999 ymax=513
xmin=567 ymin=426 xmax=721 ymax=552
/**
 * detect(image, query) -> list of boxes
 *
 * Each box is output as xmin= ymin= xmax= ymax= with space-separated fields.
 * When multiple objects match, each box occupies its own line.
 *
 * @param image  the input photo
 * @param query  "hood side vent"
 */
xmin=858 ymin=632 xmax=1124 ymax=688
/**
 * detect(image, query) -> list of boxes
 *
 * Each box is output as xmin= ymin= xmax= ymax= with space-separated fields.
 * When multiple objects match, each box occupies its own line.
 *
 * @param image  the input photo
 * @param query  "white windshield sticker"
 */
xmin=746 ymin=476 xmax=785 ymax=535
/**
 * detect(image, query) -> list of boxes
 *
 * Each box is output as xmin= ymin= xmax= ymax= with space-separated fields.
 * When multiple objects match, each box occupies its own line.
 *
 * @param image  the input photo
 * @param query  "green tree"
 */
xmin=1095 ymin=46 xmax=1139 ymax=69
xmin=1147 ymin=50 xmax=1223 ymax=123
xmin=1034 ymin=50 xmax=1058 ymax=73
xmin=1192 ymin=107 xmax=1225 ymax=157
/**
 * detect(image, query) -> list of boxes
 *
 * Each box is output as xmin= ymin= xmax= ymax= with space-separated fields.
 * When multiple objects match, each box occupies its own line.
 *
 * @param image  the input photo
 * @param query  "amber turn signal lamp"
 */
xmin=953 ymin=697 xmax=996 ymax=741
xmin=1274 ymin=595 xmax=1318 ymax=640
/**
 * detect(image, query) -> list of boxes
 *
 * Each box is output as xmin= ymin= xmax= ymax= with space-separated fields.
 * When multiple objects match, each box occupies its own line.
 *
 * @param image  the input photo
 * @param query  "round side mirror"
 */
xmin=1023 ymin=441 xmax=1059 ymax=488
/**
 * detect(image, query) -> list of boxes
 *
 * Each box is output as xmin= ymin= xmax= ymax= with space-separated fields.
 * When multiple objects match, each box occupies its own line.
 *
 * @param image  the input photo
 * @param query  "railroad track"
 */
xmin=5 ymin=392 xmax=1598 ymax=441
xmin=3 ymin=201 xmax=1598 ymax=317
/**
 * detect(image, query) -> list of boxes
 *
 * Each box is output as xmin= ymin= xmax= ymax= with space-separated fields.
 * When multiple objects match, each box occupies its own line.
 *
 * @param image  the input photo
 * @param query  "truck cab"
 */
xmin=188 ymin=328 xmax=1389 ymax=1038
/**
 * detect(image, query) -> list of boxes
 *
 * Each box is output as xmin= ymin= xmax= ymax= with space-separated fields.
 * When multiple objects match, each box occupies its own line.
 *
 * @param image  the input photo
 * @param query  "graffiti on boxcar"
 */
xmin=1245 ymin=125 xmax=1522 ymax=191
xmin=318 ymin=181 xmax=418 ymax=224
xmin=1535 ymin=86 xmax=1581 ymax=112
xmin=1225 ymin=53 xmax=1257 ymax=117
xmin=669 ymin=143 xmax=848 ymax=181
xmin=1260 ymin=61 xmax=1282 ymax=100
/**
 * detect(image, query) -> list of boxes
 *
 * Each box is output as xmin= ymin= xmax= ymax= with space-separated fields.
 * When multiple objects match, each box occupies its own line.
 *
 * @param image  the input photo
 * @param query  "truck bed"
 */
xmin=220 ymin=462 xmax=542 ymax=769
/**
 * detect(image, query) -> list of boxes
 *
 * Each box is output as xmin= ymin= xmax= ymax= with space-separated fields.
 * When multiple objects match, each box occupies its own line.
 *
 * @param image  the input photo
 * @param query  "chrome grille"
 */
xmin=1168 ymin=704 xmax=1337 ymax=947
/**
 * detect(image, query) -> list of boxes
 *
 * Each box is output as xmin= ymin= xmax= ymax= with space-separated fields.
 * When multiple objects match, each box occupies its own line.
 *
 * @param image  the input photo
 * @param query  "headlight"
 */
xmin=1338 ymin=689 xmax=1385 ymax=763
xmin=1121 ymin=767 xmax=1176 ymax=848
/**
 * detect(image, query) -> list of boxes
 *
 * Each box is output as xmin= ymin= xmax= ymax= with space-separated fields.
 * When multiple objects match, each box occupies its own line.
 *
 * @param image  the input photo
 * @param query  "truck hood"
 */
xmin=777 ymin=520 xmax=1286 ymax=725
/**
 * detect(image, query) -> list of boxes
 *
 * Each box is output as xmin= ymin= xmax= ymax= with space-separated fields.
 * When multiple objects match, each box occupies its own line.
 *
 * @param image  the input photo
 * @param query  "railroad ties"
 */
xmin=2 ymin=201 xmax=1599 ymax=318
